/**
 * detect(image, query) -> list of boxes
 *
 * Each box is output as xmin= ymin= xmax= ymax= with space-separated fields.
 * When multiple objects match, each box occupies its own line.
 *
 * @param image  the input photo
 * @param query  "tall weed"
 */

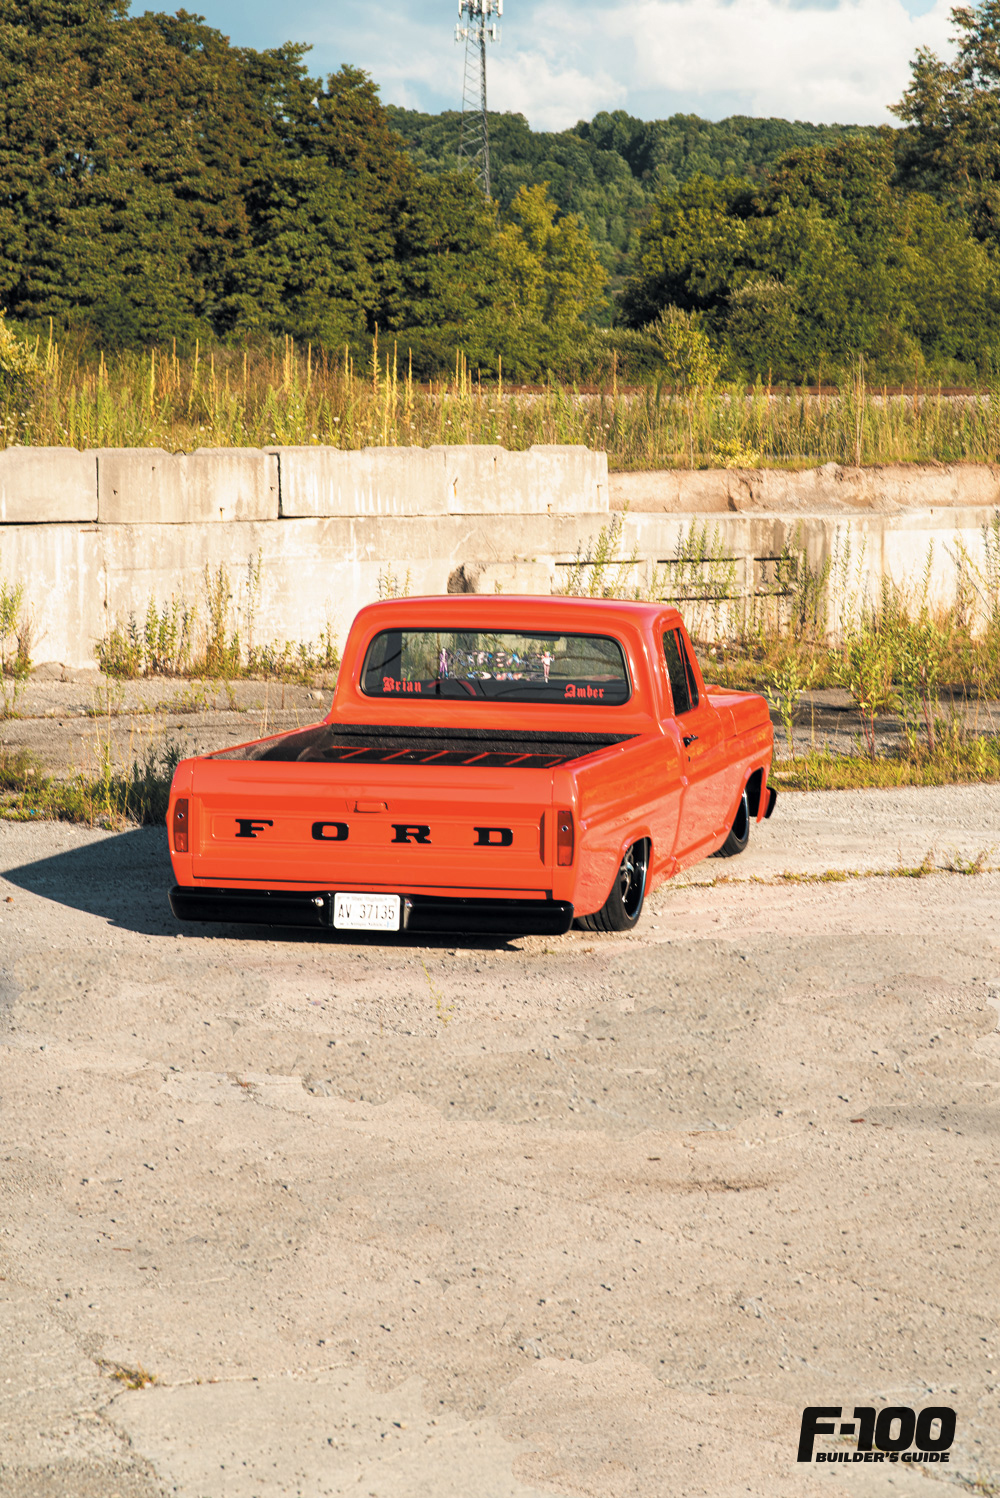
xmin=95 ymin=554 xmax=339 ymax=684
xmin=8 ymin=333 xmax=1000 ymax=471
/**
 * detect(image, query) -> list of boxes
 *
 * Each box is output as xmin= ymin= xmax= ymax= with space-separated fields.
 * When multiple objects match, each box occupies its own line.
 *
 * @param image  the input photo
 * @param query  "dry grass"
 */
xmin=6 ymin=334 xmax=1000 ymax=471
xmin=0 ymin=740 xmax=180 ymax=826
xmin=772 ymin=738 xmax=1000 ymax=790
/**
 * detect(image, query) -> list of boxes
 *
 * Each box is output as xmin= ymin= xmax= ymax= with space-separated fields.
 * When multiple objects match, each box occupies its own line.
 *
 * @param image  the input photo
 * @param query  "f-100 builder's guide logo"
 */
xmin=797 ymin=1406 xmax=956 ymax=1464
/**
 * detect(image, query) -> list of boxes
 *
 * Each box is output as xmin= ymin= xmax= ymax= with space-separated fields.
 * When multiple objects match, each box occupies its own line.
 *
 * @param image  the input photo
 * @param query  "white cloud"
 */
xmin=604 ymin=0 xmax=955 ymax=125
xmin=290 ymin=0 xmax=959 ymax=129
xmin=488 ymin=50 xmax=626 ymax=129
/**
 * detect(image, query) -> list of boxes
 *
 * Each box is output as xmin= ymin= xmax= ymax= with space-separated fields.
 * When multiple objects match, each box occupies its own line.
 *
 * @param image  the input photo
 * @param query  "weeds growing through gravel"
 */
xmin=0 ymin=568 xmax=32 ymax=718
xmin=97 ymin=1360 xmax=158 ymax=1390
xmin=690 ymin=847 xmax=997 ymax=888
xmin=0 ymin=739 xmax=180 ymax=826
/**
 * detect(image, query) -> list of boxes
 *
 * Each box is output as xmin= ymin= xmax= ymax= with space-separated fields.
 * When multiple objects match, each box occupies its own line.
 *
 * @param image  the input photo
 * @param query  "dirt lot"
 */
xmin=1 ymin=785 xmax=999 ymax=1497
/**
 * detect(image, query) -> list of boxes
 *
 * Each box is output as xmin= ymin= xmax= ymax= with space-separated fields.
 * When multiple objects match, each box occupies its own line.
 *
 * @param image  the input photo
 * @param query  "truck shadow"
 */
xmin=2 ymin=827 xmax=521 ymax=950
xmin=4 ymin=826 xmax=178 ymax=938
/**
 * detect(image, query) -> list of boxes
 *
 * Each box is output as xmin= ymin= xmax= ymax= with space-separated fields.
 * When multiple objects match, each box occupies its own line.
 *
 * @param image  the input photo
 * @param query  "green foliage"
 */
xmin=0 ymin=312 xmax=41 ymax=405
xmin=763 ymin=656 xmax=818 ymax=757
xmin=386 ymin=106 xmax=876 ymax=294
xmin=836 ymin=616 xmax=900 ymax=761
xmin=94 ymin=557 xmax=339 ymax=685
xmin=469 ymin=184 xmax=608 ymax=376
xmin=645 ymin=307 xmax=720 ymax=388
xmin=892 ymin=0 xmax=1000 ymax=241
xmin=0 ymin=738 xmax=181 ymax=826
xmin=2 ymin=0 xmax=1000 ymax=386
xmin=772 ymin=739 xmax=1000 ymax=791
xmin=559 ymin=511 xmax=646 ymax=600
xmin=95 ymin=595 xmax=195 ymax=678
xmin=622 ymin=138 xmax=1000 ymax=381
xmin=0 ymin=560 xmax=31 ymax=715
xmin=558 ymin=505 xmax=1000 ymax=777
xmin=14 ymin=334 xmax=1000 ymax=470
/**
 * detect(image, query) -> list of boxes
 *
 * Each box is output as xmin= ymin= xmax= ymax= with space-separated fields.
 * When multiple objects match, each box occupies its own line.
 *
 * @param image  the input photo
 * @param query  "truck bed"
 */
xmin=213 ymin=722 xmax=636 ymax=768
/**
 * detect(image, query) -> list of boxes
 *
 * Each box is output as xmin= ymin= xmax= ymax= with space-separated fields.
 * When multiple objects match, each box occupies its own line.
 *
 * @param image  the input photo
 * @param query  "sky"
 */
xmin=188 ymin=0 xmax=959 ymax=131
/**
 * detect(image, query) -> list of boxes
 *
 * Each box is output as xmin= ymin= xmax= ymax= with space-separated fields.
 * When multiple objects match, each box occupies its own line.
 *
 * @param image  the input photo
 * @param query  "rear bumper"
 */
xmin=169 ymin=886 xmax=574 ymax=936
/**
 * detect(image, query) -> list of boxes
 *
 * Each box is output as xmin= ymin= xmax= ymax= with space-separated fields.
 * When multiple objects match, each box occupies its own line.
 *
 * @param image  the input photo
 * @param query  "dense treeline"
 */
xmin=0 ymin=0 xmax=604 ymax=374
xmin=387 ymin=106 xmax=875 ymax=291
xmin=5 ymin=0 xmax=1000 ymax=383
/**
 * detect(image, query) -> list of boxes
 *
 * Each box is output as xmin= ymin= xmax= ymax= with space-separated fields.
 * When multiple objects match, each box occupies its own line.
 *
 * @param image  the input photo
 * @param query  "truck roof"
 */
xmin=349 ymin=595 xmax=683 ymax=628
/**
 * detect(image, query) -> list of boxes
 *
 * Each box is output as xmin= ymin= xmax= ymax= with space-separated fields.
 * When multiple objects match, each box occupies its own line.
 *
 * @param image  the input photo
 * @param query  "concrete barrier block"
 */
xmin=432 ymin=445 xmax=515 ymax=514
xmin=275 ymin=446 xmax=449 ymax=517
xmin=0 ymin=523 xmax=104 ymax=668
xmin=98 ymin=448 xmax=278 ymax=524
xmin=611 ymin=469 xmax=732 ymax=513
xmin=523 ymin=445 xmax=608 ymax=513
xmin=439 ymin=444 xmax=608 ymax=514
xmin=0 ymin=447 xmax=97 ymax=523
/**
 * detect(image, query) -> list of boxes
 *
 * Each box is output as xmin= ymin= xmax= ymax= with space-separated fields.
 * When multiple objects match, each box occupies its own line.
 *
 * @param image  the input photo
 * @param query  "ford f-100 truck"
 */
xmin=167 ymin=596 xmax=776 ymax=936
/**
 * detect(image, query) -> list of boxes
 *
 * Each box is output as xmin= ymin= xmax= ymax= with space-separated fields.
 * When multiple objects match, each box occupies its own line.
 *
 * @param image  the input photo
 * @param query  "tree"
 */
xmin=646 ymin=306 xmax=720 ymax=386
xmin=622 ymin=139 xmax=1000 ymax=380
xmin=620 ymin=175 xmax=749 ymax=327
xmin=380 ymin=173 xmax=497 ymax=334
xmin=893 ymin=1 xmax=1000 ymax=241
xmin=469 ymin=183 xmax=608 ymax=376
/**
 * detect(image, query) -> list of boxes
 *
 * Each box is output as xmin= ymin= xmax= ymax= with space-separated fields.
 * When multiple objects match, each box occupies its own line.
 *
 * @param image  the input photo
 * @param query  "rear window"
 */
xmin=361 ymin=629 xmax=630 ymax=705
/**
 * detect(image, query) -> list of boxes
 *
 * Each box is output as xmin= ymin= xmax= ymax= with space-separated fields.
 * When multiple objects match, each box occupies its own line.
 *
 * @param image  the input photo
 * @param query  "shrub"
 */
xmin=0 ymin=314 xmax=42 ymax=406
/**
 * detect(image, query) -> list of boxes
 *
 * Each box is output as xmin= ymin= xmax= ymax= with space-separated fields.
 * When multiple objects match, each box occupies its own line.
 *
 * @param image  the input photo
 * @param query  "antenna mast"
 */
xmin=455 ymin=0 xmax=501 ymax=198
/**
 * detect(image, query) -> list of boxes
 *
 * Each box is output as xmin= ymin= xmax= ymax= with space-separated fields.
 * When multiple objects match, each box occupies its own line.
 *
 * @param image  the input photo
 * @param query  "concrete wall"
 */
xmin=275 ymin=444 xmax=608 ymax=518
xmin=612 ymin=461 xmax=1000 ymax=515
xmin=0 ymin=444 xmax=996 ymax=669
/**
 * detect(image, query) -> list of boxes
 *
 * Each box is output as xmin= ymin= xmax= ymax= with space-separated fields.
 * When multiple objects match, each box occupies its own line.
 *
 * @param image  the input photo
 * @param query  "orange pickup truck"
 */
xmin=167 ymin=596 xmax=776 ymax=936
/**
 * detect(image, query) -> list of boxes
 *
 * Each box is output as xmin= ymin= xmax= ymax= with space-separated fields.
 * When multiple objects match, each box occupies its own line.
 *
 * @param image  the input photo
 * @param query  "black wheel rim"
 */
xmin=733 ymin=790 xmax=749 ymax=843
xmin=617 ymin=841 xmax=648 ymax=920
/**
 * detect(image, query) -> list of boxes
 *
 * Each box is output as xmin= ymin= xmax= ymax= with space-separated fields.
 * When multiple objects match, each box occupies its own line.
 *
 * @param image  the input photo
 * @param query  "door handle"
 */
xmin=683 ymin=734 xmax=698 ymax=747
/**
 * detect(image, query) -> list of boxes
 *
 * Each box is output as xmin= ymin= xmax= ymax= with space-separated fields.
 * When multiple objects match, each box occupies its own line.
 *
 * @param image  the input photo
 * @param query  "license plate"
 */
xmin=333 ymin=892 xmax=401 ymax=931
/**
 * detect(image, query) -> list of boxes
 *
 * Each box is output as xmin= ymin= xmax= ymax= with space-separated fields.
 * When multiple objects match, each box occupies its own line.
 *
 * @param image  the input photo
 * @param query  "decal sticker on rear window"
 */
xmin=361 ymin=630 xmax=631 ymax=705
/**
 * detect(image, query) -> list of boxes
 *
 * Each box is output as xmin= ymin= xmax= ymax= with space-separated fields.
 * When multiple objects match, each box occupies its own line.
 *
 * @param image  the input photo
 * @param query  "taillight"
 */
xmin=556 ymin=809 xmax=574 ymax=866
xmin=172 ymin=797 xmax=189 ymax=853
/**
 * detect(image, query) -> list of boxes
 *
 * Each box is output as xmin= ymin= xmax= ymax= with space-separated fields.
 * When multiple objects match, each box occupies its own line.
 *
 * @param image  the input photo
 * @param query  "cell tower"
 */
xmin=455 ymin=0 xmax=501 ymax=199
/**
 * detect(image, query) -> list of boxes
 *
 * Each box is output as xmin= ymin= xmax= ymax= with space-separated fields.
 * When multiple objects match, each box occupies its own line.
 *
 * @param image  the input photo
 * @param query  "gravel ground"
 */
xmin=2 ymin=677 xmax=329 ymax=777
xmin=1 ymin=788 xmax=999 ymax=1496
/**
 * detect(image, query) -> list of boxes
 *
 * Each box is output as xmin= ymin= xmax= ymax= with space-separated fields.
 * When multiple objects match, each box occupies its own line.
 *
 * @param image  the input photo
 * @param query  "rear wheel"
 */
xmin=714 ymin=788 xmax=750 ymax=858
xmin=576 ymin=840 xmax=649 ymax=933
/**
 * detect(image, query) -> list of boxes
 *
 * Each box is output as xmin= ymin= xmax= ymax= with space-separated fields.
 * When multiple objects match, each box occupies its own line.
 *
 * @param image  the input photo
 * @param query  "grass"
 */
xmin=772 ymin=738 xmax=1000 ymax=790
xmin=0 ymin=740 xmax=180 ymax=826
xmin=7 ymin=333 xmax=1000 ymax=471
xmin=688 ymin=847 xmax=997 ymax=888
xmin=97 ymin=1359 xmax=158 ymax=1390
xmin=559 ymin=509 xmax=1000 ymax=786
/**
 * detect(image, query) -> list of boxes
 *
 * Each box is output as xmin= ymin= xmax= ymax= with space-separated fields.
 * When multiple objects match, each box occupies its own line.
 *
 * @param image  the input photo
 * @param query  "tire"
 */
xmin=576 ymin=839 xmax=649 ymax=933
xmin=714 ymin=787 xmax=750 ymax=858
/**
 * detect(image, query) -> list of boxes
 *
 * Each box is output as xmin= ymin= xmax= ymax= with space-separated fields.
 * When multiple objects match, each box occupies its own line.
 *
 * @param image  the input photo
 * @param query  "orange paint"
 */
xmin=167 ymin=596 xmax=774 ymax=934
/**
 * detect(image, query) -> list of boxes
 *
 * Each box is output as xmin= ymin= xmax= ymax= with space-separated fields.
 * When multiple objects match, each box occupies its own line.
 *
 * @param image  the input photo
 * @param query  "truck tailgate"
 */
xmin=188 ymin=759 xmax=556 ymax=893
